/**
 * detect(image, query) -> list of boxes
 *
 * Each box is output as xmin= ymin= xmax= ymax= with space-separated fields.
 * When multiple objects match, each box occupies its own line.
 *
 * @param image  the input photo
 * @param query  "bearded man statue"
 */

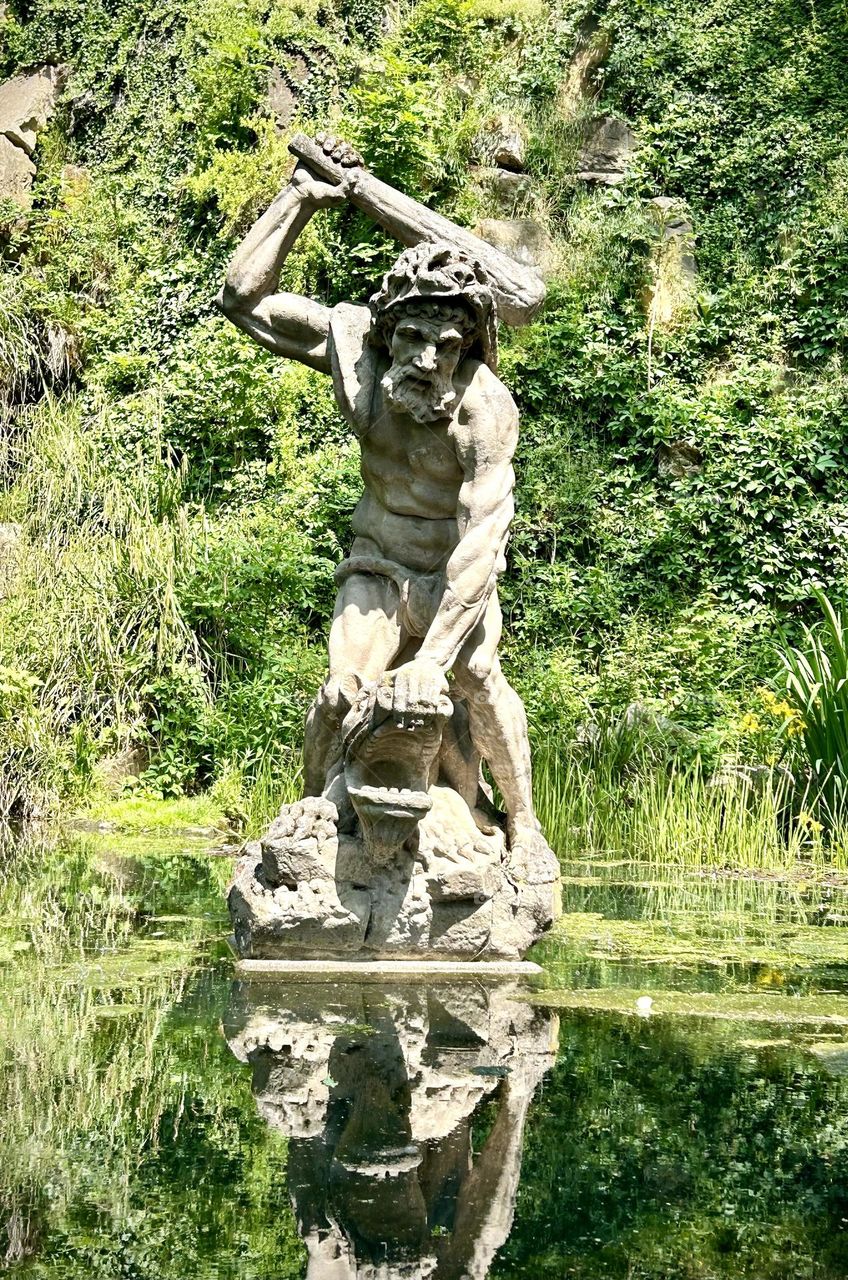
xmin=220 ymin=134 xmax=560 ymax=963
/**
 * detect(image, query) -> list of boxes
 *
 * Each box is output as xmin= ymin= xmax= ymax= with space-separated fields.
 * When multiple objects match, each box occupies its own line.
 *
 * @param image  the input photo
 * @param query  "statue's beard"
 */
xmin=381 ymin=362 xmax=457 ymax=424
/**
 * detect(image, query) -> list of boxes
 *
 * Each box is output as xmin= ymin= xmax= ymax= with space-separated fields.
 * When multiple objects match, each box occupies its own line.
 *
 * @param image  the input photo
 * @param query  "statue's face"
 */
xmin=381 ymin=307 xmax=469 ymax=424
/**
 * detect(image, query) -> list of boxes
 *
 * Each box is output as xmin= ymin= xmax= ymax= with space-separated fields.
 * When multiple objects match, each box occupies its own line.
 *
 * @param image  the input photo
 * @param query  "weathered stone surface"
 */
xmin=644 ymin=196 xmax=698 ymax=327
xmin=649 ymin=197 xmax=697 ymax=279
xmin=658 ymin=440 xmax=702 ymax=478
xmin=95 ymin=745 xmax=149 ymax=796
xmin=0 ymin=66 xmax=65 ymax=155
xmin=708 ymin=762 xmax=799 ymax=836
xmin=558 ymin=14 xmax=612 ymax=117
xmin=473 ymin=216 xmax=554 ymax=274
xmin=266 ymin=67 xmax=297 ymax=130
xmin=453 ymin=73 xmax=478 ymax=102
xmin=471 ymin=165 xmax=534 ymax=216
xmin=229 ymin=785 xmax=559 ymax=960
xmin=0 ymin=134 xmax=35 ymax=207
xmin=221 ymin=132 xmax=561 ymax=964
xmin=0 ymin=65 xmax=65 ymax=210
xmin=475 ymin=112 xmax=526 ymax=171
xmin=576 ymin=114 xmax=637 ymax=185
xmin=224 ymin=979 xmax=558 ymax=1279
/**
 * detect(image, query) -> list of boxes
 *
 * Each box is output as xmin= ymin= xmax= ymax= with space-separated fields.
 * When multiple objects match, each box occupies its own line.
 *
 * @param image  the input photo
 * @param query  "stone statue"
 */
xmin=220 ymin=133 xmax=560 ymax=961
xmin=224 ymin=978 xmax=559 ymax=1278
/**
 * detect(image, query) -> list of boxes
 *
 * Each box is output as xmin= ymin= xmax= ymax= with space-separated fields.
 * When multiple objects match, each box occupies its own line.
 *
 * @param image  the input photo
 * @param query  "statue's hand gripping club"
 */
xmin=289 ymin=133 xmax=363 ymax=209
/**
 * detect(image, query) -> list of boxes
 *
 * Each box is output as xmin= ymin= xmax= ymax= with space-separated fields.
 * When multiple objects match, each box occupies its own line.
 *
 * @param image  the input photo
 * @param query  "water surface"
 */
xmin=2 ymin=828 xmax=848 ymax=1277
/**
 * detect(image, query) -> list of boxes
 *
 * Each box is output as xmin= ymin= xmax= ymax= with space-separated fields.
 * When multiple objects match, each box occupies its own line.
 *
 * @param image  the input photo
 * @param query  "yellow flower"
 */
xmin=738 ymin=711 xmax=762 ymax=734
xmin=757 ymin=688 xmax=805 ymax=735
xmin=758 ymin=688 xmax=781 ymax=714
xmin=797 ymin=810 xmax=824 ymax=835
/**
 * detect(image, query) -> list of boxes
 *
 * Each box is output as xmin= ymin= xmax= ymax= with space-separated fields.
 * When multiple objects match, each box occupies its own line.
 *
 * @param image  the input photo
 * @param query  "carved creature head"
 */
xmin=341 ymin=677 xmax=452 ymax=866
xmin=370 ymin=241 xmax=498 ymax=388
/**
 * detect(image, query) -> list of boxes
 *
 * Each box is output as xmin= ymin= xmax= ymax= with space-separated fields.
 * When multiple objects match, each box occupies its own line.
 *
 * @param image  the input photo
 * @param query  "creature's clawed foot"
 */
xmin=506 ymin=821 xmax=560 ymax=886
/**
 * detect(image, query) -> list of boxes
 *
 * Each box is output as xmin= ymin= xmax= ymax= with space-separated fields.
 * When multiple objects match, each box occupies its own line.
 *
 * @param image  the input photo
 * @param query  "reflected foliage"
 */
xmin=2 ymin=829 xmax=848 ymax=1276
xmin=500 ymin=1011 xmax=848 ymax=1278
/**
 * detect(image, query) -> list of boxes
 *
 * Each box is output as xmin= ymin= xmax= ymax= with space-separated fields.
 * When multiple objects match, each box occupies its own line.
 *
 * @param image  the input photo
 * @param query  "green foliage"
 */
xmin=535 ymin=746 xmax=814 ymax=872
xmin=2 ymin=0 xmax=848 ymax=827
xmin=780 ymin=589 xmax=848 ymax=823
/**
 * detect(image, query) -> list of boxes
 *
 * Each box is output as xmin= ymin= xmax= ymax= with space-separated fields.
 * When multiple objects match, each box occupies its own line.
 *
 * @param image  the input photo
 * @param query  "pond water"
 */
xmin=2 ymin=826 xmax=848 ymax=1278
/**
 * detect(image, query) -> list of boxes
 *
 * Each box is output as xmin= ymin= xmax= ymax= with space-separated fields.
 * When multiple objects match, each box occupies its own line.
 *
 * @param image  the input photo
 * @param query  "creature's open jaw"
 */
xmin=347 ymin=782 xmax=432 ymax=821
xmin=341 ymin=681 xmax=452 ymax=862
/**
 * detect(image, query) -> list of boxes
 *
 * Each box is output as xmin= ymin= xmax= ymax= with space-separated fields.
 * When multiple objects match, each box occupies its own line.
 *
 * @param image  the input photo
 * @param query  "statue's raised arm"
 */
xmin=218 ymin=133 xmax=545 ymax=370
xmin=217 ymin=134 xmax=363 ymax=371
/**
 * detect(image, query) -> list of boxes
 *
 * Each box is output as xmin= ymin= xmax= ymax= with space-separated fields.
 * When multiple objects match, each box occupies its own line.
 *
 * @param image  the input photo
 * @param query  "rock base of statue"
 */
xmin=229 ymin=677 xmax=561 ymax=961
xmin=228 ymin=785 xmax=560 ymax=962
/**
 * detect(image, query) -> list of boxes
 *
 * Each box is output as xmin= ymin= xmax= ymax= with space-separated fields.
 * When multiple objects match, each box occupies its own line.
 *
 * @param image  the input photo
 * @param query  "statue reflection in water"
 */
xmin=225 ymin=981 xmax=558 ymax=1279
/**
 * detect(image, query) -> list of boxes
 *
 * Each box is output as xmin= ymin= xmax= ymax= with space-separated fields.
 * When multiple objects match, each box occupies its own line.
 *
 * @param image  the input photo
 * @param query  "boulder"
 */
xmin=0 ymin=66 xmax=66 ymax=155
xmin=644 ymin=195 xmax=698 ymax=326
xmin=228 ymin=785 xmax=559 ymax=961
xmin=95 ymin=745 xmax=149 ymax=796
xmin=453 ymin=74 xmax=478 ymax=102
xmin=60 ymin=162 xmax=89 ymax=199
xmin=473 ymin=217 xmax=553 ymax=275
xmin=576 ymin=115 xmax=637 ymax=185
xmin=0 ymin=134 xmax=35 ymax=207
xmin=657 ymin=441 xmax=702 ymax=478
xmin=0 ymin=66 xmax=66 ymax=210
xmin=266 ymin=68 xmax=297 ymax=130
xmin=474 ymin=113 xmax=526 ymax=172
xmin=471 ymin=165 xmax=534 ymax=216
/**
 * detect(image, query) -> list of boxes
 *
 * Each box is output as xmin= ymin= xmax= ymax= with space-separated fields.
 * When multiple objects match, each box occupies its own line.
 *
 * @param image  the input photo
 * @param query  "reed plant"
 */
xmin=779 ymin=588 xmax=848 ymax=825
xmin=534 ymin=743 xmax=824 ymax=873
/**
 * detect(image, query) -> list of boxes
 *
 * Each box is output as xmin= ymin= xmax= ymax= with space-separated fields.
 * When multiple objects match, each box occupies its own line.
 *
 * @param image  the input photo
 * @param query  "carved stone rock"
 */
xmin=229 ymin=785 xmax=560 ymax=960
xmin=224 ymin=979 xmax=559 ymax=1279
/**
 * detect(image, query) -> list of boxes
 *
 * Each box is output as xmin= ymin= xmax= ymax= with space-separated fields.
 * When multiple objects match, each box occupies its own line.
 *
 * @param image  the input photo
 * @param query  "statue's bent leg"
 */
xmin=452 ymin=592 xmax=540 ymax=842
xmin=304 ymin=573 xmax=404 ymax=796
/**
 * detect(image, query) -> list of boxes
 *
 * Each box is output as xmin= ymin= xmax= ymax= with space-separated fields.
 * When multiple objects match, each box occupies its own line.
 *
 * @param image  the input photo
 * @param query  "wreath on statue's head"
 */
xmin=369 ymin=241 xmax=499 ymax=372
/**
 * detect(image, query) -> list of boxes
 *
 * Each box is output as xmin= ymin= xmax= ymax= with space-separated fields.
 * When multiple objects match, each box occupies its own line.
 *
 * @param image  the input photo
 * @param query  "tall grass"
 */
xmin=534 ymin=746 xmax=822 ymax=872
xmin=0 ymin=392 xmax=205 ymax=814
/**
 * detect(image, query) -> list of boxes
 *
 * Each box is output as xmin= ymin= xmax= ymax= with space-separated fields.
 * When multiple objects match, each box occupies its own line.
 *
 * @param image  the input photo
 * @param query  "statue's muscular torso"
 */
xmin=327 ymin=302 xmax=514 ymax=575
